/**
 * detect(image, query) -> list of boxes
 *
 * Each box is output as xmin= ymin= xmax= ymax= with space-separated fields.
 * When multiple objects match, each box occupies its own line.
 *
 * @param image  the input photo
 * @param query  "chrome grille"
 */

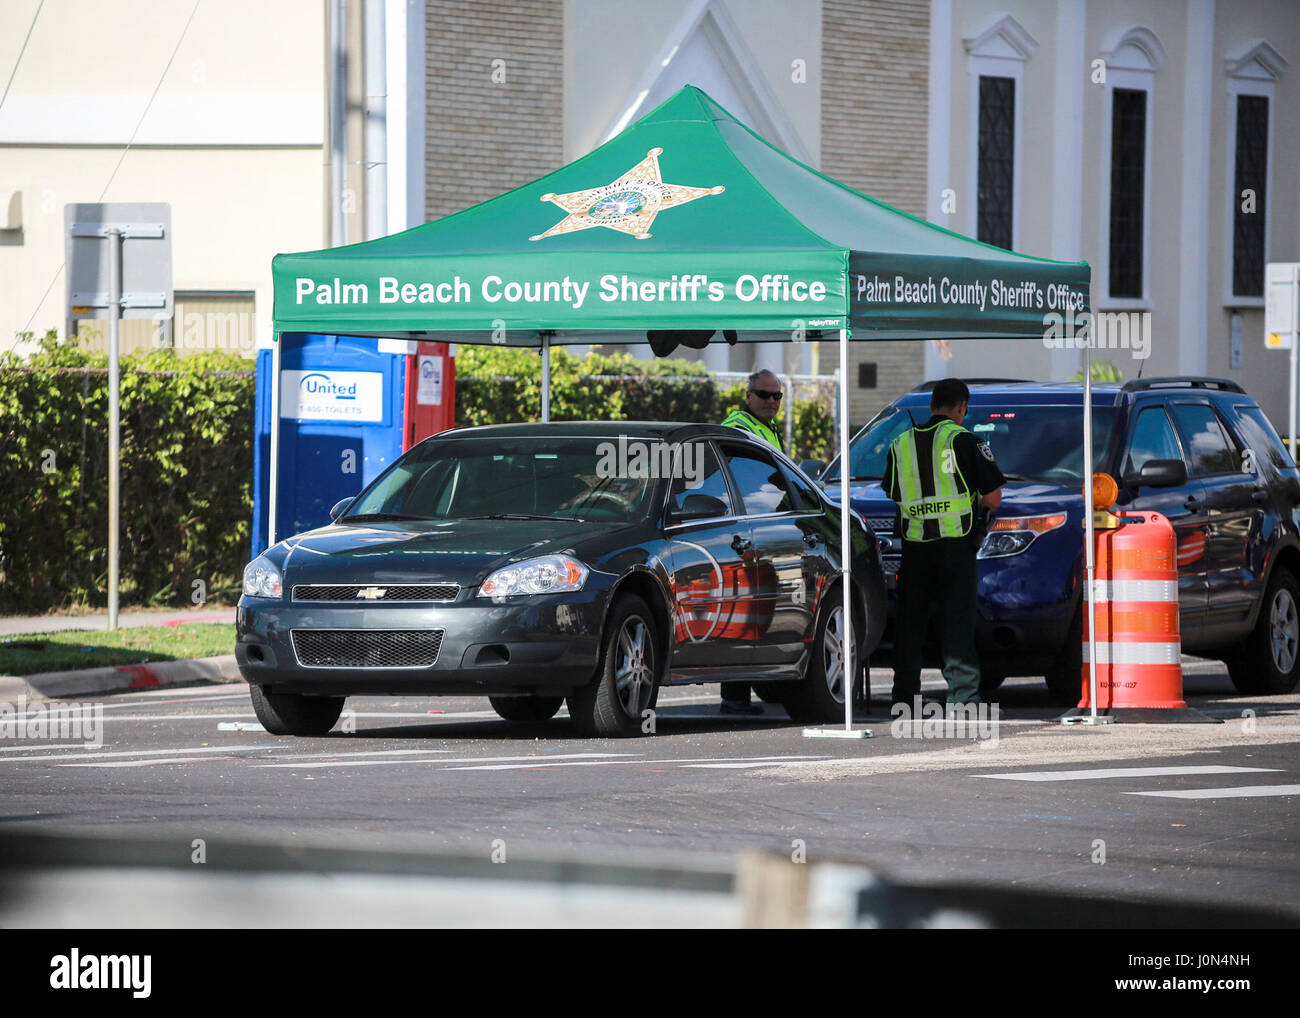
xmin=292 ymin=584 xmax=459 ymax=603
xmin=291 ymin=630 xmax=444 ymax=668
xmin=867 ymin=517 xmax=895 ymax=534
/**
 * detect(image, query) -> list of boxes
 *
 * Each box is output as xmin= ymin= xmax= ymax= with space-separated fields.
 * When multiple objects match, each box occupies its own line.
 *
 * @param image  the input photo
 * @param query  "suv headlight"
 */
xmin=977 ymin=513 xmax=1067 ymax=559
xmin=479 ymin=555 xmax=588 ymax=598
xmin=242 ymin=556 xmax=284 ymax=598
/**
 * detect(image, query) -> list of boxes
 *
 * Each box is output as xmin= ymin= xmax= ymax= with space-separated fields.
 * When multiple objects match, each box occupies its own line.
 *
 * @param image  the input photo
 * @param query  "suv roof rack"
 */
xmin=1120 ymin=377 xmax=1246 ymax=394
xmin=909 ymin=378 xmax=1032 ymax=392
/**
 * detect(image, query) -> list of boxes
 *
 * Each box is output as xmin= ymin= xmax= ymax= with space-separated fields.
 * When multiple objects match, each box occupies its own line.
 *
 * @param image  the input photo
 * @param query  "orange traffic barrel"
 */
xmin=1078 ymin=510 xmax=1186 ymax=710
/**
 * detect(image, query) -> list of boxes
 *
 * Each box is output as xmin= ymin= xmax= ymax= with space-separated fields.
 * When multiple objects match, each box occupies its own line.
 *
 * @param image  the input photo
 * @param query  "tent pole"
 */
xmin=803 ymin=328 xmax=869 ymax=739
xmin=268 ymin=332 xmax=282 ymax=549
xmin=1083 ymin=332 xmax=1100 ymax=723
xmin=840 ymin=327 xmax=853 ymax=731
xmin=541 ymin=333 xmax=551 ymax=422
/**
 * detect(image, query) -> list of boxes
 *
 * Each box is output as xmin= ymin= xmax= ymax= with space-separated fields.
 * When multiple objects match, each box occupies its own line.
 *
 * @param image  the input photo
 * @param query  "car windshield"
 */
xmin=826 ymin=403 xmax=1117 ymax=485
xmin=344 ymin=436 xmax=659 ymax=522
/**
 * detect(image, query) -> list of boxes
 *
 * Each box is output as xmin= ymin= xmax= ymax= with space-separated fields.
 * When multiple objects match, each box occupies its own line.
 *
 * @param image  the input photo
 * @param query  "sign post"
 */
xmin=66 ymin=203 xmax=172 ymax=629
xmin=1266 ymin=262 xmax=1300 ymax=458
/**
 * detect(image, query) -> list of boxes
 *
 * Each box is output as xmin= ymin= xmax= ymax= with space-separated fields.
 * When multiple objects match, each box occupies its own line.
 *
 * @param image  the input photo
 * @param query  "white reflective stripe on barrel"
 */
xmin=1089 ymin=579 xmax=1178 ymax=603
xmin=1081 ymin=641 xmax=1181 ymax=664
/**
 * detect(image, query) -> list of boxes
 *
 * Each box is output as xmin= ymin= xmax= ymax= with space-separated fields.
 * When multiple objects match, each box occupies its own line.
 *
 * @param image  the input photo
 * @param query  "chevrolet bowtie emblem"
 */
xmin=355 ymin=587 xmax=387 ymax=599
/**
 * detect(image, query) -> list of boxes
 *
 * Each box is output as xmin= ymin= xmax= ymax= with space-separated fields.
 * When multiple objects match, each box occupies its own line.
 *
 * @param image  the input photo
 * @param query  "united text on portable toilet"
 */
xmin=252 ymin=333 xmax=411 ymax=553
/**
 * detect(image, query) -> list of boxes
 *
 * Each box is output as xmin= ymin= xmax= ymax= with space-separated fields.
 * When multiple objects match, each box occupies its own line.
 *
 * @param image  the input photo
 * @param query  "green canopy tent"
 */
xmin=270 ymin=85 xmax=1098 ymax=733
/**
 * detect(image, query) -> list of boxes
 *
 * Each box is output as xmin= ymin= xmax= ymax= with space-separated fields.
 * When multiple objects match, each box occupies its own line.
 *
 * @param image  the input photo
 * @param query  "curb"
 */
xmin=0 ymin=655 xmax=244 ymax=703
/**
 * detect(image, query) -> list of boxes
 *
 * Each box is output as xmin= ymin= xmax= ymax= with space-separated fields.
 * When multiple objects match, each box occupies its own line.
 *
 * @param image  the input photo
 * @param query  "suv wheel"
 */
xmin=1228 ymin=569 xmax=1300 ymax=694
xmin=250 ymin=685 xmax=345 ymax=736
xmin=568 ymin=595 xmax=660 ymax=737
xmin=489 ymin=695 xmax=564 ymax=722
xmin=780 ymin=588 xmax=862 ymax=723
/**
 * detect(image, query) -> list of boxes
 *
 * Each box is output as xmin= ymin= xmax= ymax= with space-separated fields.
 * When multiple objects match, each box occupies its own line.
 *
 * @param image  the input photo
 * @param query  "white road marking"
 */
xmin=682 ymin=761 xmax=805 ymax=769
xmin=448 ymin=754 xmax=827 ymax=772
xmin=1126 ymin=784 xmax=1300 ymax=799
xmin=1 ymin=743 xmax=283 ymax=764
xmin=257 ymin=751 xmax=635 ymax=770
xmin=0 ymin=743 xmax=93 ymax=753
xmin=217 ymin=722 xmax=265 ymax=732
xmin=974 ymin=765 xmax=1281 ymax=782
xmin=61 ymin=757 xmax=212 ymax=768
xmin=266 ymin=748 xmax=453 ymax=760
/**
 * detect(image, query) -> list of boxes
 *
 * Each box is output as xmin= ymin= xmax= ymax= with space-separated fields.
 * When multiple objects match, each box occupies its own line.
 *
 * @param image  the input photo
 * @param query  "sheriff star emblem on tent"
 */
xmin=529 ymin=147 xmax=724 ymax=241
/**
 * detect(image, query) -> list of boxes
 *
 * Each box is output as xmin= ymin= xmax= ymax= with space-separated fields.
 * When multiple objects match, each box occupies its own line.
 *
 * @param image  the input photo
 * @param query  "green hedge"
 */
xmin=1 ymin=337 xmax=835 ymax=611
xmin=0 ymin=332 xmax=254 ymax=612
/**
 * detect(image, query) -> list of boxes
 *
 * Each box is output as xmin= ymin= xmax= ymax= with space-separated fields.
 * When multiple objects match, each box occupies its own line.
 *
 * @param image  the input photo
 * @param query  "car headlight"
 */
xmin=977 ymin=513 xmax=1067 ymax=559
xmin=242 ymin=556 xmax=284 ymax=598
xmin=479 ymin=555 xmax=588 ymax=597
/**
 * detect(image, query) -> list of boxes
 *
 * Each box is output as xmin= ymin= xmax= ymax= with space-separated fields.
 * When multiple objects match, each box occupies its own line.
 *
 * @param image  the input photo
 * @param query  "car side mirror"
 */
xmin=329 ymin=496 xmax=358 ymax=520
xmin=800 ymin=459 xmax=827 ymax=480
xmin=669 ymin=493 xmax=728 ymax=523
xmin=1122 ymin=459 xmax=1187 ymax=489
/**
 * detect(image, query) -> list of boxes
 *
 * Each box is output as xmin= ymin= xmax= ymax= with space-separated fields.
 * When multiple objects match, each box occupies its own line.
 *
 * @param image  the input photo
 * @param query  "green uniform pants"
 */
xmin=891 ymin=537 xmax=982 ymax=704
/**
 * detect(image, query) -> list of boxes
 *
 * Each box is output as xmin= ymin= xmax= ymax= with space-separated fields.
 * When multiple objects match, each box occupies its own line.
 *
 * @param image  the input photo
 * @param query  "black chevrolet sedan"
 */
xmin=237 ymin=422 xmax=886 ymax=737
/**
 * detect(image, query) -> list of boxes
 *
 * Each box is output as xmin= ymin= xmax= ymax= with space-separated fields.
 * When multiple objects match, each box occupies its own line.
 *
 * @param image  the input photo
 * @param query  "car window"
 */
xmin=1235 ymin=405 xmax=1294 ymax=475
xmin=1170 ymin=403 xmax=1240 ymax=476
xmin=667 ymin=441 xmax=732 ymax=515
xmin=780 ymin=463 xmax=821 ymax=511
xmin=1125 ymin=406 xmax=1184 ymax=476
xmin=824 ymin=407 xmax=912 ymax=482
xmin=345 ymin=437 xmax=657 ymax=521
xmin=722 ymin=446 xmax=794 ymax=514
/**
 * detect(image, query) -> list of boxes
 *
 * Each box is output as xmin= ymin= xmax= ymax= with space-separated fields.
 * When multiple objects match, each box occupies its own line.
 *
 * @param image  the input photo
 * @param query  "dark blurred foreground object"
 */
xmin=0 ymin=831 xmax=1293 ymax=929
xmin=646 ymin=329 xmax=738 ymax=357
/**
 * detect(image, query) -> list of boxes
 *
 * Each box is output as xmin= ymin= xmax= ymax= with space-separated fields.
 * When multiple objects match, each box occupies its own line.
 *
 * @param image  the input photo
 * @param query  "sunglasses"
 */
xmin=749 ymin=389 xmax=783 ymax=401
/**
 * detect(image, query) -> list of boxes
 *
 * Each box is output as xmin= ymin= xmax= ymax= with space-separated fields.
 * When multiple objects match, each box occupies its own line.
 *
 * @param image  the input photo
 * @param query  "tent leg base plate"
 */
xmin=803 ymin=727 xmax=873 ymax=739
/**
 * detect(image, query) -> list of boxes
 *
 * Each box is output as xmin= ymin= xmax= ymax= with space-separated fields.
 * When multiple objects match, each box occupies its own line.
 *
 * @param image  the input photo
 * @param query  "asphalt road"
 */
xmin=2 ymin=662 xmax=1298 ymax=923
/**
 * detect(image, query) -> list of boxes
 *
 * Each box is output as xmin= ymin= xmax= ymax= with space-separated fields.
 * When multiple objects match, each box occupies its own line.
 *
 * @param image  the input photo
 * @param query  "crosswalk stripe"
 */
xmin=448 ymin=755 xmax=826 ymax=772
xmin=257 ymin=751 xmax=634 ymax=770
xmin=975 ymin=765 xmax=1280 ymax=782
xmin=0 ymin=743 xmax=90 ymax=753
xmin=264 ymin=748 xmax=452 ymax=760
xmin=0 ymin=743 xmax=282 ymax=764
xmin=61 ymin=757 xmax=211 ymax=768
xmin=1126 ymin=784 xmax=1300 ymax=799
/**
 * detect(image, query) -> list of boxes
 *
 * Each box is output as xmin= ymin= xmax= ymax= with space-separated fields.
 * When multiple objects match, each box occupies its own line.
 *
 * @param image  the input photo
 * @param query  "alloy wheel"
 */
xmin=614 ymin=616 xmax=653 ymax=716
xmin=1270 ymin=587 xmax=1298 ymax=674
xmin=823 ymin=605 xmax=855 ymax=703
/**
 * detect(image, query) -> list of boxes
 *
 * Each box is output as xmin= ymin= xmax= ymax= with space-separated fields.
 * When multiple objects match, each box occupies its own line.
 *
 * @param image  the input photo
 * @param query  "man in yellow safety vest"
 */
xmin=718 ymin=368 xmax=785 ymax=713
xmin=884 ymin=377 xmax=1004 ymax=708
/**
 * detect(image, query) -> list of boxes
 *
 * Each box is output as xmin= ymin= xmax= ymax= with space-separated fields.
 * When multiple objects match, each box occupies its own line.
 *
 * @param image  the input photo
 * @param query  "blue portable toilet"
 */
xmin=252 ymin=333 xmax=411 ymax=553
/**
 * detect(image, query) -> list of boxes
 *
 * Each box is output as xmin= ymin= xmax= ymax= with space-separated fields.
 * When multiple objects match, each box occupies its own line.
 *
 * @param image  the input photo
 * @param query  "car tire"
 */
xmin=979 ymin=668 xmax=1007 ymax=693
xmin=1043 ymin=608 xmax=1083 ymax=707
xmin=1227 ymin=569 xmax=1300 ymax=695
xmin=568 ymin=594 xmax=660 ymax=737
xmin=249 ymin=684 xmax=345 ymax=736
xmin=489 ymin=695 xmax=565 ymax=722
xmin=780 ymin=588 xmax=861 ymax=723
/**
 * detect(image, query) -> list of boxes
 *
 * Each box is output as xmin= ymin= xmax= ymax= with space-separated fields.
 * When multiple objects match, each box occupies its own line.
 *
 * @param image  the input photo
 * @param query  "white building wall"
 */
xmin=0 ymin=0 xmax=324 ymax=356
xmin=933 ymin=0 xmax=1300 ymax=430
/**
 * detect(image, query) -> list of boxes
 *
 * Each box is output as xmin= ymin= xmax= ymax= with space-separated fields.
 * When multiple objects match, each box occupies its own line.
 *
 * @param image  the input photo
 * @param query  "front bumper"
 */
xmin=236 ymin=589 xmax=609 ymax=696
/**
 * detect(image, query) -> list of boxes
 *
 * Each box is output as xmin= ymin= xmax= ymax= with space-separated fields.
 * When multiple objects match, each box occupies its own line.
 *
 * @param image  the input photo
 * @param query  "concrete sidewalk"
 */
xmin=0 ymin=607 xmax=236 ymax=636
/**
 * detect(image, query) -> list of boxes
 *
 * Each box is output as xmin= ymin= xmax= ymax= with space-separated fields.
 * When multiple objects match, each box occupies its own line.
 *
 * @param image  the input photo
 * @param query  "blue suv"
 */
xmin=816 ymin=378 xmax=1300 ymax=704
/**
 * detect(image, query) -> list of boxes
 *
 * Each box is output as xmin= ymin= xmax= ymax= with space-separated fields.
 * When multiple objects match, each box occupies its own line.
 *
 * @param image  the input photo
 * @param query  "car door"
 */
xmin=662 ymin=440 xmax=755 ymax=675
xmin=1168 ymin=401 xmax=1261 ymax=641
xmin=1118 ymin=401 xmax=1208 ymax=643
xmin=718 ymin=442 xmax=814 ymax=670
